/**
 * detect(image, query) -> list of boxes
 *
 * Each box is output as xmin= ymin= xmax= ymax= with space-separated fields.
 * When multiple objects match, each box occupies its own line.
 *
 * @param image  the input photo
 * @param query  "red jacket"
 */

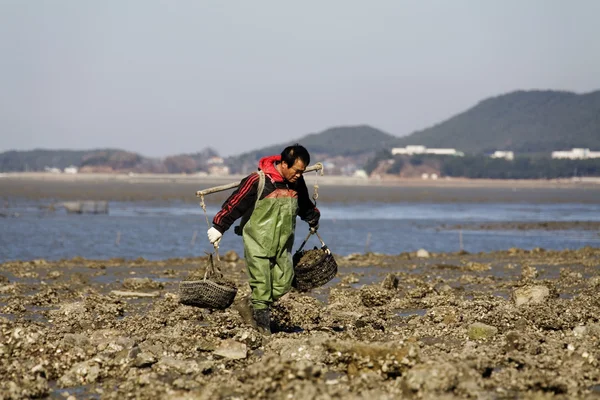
xmin=212 ymin=155 xmax=320 ymax=234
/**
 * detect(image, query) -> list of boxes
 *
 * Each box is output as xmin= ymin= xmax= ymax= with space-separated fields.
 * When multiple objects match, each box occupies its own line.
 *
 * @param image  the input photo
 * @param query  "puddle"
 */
xmin=590 ymin=384 xmax=600 ymax=393
xmin=26 ymin=305 xmax=58 ymax=322
xmin=0 ymin=313 xmax=16 ymax=321
xmin=395 ymin=308 xmax=427 ymax=318
xmin=493 ymin=291 xmax=510 ymax=300
xmin=49 ymin=382 xmax=101 ymax=399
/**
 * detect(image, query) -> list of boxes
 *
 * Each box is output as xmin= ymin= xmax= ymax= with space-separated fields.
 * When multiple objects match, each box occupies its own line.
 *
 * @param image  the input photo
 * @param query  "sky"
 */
xmin=1 ymin=1 xmax=599 ymax=158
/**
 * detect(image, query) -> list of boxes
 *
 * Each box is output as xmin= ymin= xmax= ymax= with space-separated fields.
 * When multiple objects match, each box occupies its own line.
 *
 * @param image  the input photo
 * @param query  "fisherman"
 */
xmin=207 ymin=144 xmax=320 ymax=334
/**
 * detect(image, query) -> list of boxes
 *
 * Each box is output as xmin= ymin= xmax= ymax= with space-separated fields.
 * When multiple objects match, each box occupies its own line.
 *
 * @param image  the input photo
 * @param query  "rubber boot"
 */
xmin=233 ymin=295 xmax=257 ymax=329
xmin=253 ymin=308 xmax=271 ymax=335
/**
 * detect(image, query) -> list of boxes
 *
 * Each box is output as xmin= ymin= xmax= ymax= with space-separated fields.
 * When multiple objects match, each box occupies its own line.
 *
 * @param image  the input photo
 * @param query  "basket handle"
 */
xmin=204 ymin=245 xmax=224 ymax=281
xmin=296 ymin=230 xmax=330 ymax=255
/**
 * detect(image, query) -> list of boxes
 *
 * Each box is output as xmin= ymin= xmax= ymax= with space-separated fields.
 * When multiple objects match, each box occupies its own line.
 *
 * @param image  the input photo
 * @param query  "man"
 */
xmin=207 ymin=144 xmax=320 ymax=334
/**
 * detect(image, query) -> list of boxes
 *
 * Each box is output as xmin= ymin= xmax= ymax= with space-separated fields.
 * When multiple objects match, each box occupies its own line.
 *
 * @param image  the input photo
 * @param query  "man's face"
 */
xmin=281 ymin=159 xmax=306 ymax=183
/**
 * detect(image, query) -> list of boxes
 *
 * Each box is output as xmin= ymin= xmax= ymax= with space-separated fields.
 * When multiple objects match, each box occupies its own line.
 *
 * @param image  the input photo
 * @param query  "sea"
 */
xmin=1 ymin=200 xmax=600 ymax=262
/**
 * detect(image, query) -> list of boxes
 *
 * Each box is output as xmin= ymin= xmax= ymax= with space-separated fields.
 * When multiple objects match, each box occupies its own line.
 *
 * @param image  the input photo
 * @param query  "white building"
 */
xmin=551 ymin=148 xmax=600 ymax=160
xmin=207 ymin=156 xmax=225 ymax=165
xmin=392 ymin=145 xmax=463 ymax=157
xmin=44 ymin=166 xmax=61 ymax=173
xmin=64 ymin=165 xmax=79 ymax=174
xmin=491 ymin=151 xmax=514 ymax=160
xmin=208 ymin=165 xmax=230 ymax=176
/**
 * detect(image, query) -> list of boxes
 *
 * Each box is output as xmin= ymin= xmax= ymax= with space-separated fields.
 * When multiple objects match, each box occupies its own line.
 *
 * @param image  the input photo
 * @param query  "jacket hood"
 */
xmin=258 ymin=155 xmax=284 ymax=182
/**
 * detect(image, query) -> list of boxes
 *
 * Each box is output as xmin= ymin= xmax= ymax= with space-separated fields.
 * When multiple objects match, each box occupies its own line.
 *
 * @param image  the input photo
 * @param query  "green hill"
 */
xmin=226 ymin=125 xmax=396 ymax=172
xmin=392 ymin=90 xmax=600 ymax=154
xmin=235 ymin=125 xmax=395 ymax=158
xmin=3 ymin=90 xmax=599 ymax=173
xmin=0 ymin=149 xmax=100 ymax=172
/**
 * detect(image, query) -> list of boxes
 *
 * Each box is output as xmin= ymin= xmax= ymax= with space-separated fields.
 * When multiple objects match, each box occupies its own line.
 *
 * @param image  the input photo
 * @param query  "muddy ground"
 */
xmin=2 ymin=174 xmax=600 ymax=204
xmin=1 ymin=247 xmax=600 ymax=399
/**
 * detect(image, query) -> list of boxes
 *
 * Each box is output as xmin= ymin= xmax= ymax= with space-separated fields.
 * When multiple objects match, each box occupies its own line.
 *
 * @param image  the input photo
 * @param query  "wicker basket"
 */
xmin=178 ymin=252 xmax=237 ymax=309
xmin=179 ymin=279 xmax=237 ymax=309
xmin=292 ymin=231 xmax=338 ymax=291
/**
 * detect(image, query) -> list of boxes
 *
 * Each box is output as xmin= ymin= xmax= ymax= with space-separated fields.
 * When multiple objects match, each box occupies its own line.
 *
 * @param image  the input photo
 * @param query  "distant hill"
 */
xmin=0 ymin=148 xmax=218 ymax=173
xmin=0 ymin=149 xmax=121 ymax=172
xmin=392 ymin=90 xmax=600 ymax=154
xmin=226 ymin=125 xmax=396 ymax=172
xmin=233 ymin=125 xmax=395 ymax=158
xmin=3 ymin=90 xmax=599 ymax=173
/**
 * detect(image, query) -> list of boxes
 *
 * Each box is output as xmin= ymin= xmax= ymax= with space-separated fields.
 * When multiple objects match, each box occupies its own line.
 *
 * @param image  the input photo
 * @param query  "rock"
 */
xmin=51 ymin=302 xmax=87 ymax=318
xmin=133 ymin=352 xmax=157 ymax=368
xmin=573 ymin=326 xmax=587 ymax=337
xmin=465 ymin=262 xmax=491 ymax=271
xmin=511 ymin=285 xmax=550 ymax=306
xmin=58 ymin=360 xmax=102 ymax=387
xmin=274 ymin=335 xmax=329 ymax=363
xmin=416 ymin=249 xmax=430 ymax=258
xmin=402 ymin=361 xmax=459 ymax=393
xmin=587 ymin=276 xmax=600 ymax=288
xmin=340 ymin=273 xmax=360 ymax=285
xmin=324 ymin=340 xmax=418 ymax=378
xmin=222 ymin=250 xmax=239 ymax=262
xmin=213 ymin=339 xmax=247 ymax=360
xmin=381 ymin=274 xmax=399 ymax=290
xmin=90 ymin=329 xmax=123 ymax=347
xmin=521 ymin=264 xmax=538 ymax=280
xmin=360 ymin=285 xmax=393 ymax=307
xmin=47 ymin=271 xmax=62 ymax=279
xmin=61 ymin=333 xmax=90 ymax=349
xmin=468 ymin=322 xmax=498 ymax=340
xmin=433 ymin=283 xmax=453 ymax=294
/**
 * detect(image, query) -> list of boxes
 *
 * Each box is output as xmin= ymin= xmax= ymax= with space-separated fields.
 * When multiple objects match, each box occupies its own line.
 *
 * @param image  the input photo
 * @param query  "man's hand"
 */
xmin=207 ymin=227 xmax=222 ymax=247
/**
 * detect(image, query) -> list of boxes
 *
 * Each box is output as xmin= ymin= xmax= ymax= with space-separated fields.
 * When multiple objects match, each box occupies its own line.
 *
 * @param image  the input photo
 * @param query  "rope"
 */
xmin=312 ymin=163 xmax=323 ymax=204
xmin=199 ymin=194 xmax=222 ymax=278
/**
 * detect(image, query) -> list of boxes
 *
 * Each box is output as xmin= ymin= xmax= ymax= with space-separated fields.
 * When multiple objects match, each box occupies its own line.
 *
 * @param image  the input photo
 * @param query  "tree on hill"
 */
xmin=391 ymin=90 xmax=600 ymax=154
xmin=226 ymin=125 xmax=396 ymax=173
xmin=0 ymin=149 xmax=109 ymax=172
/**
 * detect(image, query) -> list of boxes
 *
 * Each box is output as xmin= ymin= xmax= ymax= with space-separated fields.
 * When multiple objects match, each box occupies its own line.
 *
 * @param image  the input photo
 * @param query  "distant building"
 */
xmin=207 ymin=156 xmax=225 ymax=165
xmin=353 ymin=169 xmax=368 ymax=179
xmin=551 ymin=148 xmax=600 ymax=160
xmin=490 ymin=151 xmax=514 ymax=160
xmin=392 ymin=145 xmax=464 ymax=157
xmin=208 ymin=165 xmax=230 ymax=176
xmin=64 ymin=165 xmax=79 ymax=174
xmin=44 ymin=166 xmax=61 ymax=173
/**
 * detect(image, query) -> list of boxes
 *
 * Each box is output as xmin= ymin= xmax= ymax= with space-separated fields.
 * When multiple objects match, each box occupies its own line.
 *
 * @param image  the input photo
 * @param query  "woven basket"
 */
xmin=292 ymin=246 xmax=338 ymax=291
xmin=179 ymin=279 xmax=237 ymax=309
xmin=178 ymin=252 xmax=237 ymax=309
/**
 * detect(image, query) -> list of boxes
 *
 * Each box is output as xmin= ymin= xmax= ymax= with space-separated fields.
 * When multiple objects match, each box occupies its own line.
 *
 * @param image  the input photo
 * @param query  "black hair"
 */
xmin=281 ymin=143 xmax=310 ymax=167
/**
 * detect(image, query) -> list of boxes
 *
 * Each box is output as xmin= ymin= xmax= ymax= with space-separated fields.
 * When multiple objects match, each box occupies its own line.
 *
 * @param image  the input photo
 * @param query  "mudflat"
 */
xmin=2 ymin=173 xmax=600 ymax=203
xmin=1 ymin=247 xmax=599 ymax=398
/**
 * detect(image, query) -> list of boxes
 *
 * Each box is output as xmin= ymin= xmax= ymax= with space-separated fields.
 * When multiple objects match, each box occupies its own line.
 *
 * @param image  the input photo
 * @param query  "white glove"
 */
xmin=207 ymin=227 xmax=222 ymax=247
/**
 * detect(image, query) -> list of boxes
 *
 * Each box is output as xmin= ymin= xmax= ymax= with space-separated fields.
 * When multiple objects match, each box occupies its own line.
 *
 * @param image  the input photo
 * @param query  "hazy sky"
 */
xmin=1 ymin=1 xmax=599 ymax=157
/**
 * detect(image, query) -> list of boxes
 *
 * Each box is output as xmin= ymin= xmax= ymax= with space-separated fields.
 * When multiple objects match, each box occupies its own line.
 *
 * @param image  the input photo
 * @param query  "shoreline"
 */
xmin=3 ymin=172 xmax=600 ymax=203
xmin=1 ymin=246 xmax=598 ymax=266
xmin=2 ymin=171 xmax=600 ymax=187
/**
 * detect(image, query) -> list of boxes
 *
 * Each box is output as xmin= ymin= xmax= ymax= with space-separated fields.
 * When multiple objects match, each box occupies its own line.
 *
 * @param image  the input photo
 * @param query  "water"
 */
xmin=1 ymin=201 xmax=599 ymax=262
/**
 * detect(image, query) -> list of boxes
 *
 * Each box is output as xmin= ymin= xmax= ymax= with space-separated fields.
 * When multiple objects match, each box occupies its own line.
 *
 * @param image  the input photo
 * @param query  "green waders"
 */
xmin=242 ymin=173 xmax=297 ymax=311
